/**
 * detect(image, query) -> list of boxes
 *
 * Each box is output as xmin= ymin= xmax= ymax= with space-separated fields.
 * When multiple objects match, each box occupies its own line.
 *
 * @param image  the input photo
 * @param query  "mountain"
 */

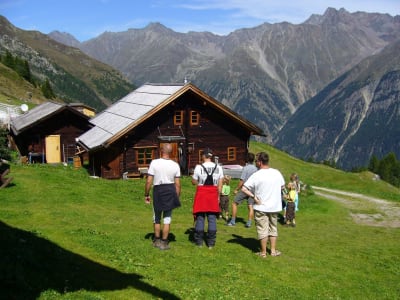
xmin=0 ymin=16 xmax=134 ymax=111
xmin=48 ymin=30 xmax=81 ymax=48
xmin=78 ymin=8 xmax=400 ymax=142
xmin=275 ymin=39 xmax=400 ymax=170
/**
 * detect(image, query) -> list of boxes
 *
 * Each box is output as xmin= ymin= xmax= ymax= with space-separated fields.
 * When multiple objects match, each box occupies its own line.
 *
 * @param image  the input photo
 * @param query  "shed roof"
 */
xmin=76 ymin=83 xmax=265 ymax=150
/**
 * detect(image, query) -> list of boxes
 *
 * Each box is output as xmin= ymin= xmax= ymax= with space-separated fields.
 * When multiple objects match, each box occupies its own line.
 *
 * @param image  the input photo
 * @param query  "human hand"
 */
xmin=145 ymin=196 xmax=151 ymax=204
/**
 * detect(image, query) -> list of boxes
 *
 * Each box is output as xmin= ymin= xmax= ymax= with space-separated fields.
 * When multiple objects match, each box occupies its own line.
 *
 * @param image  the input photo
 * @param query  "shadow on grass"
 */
xmin=144 ymin=232 xmax=177 ymax=242
xmin=226 ymin=234 xmax=259 ymax=252
xmin=0 ymin=221 xmax=180 ymax=300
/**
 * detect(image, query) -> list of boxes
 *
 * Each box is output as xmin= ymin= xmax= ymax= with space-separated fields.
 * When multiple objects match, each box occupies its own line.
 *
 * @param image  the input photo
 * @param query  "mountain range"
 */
xmin=1 ymin=8 xmax=399 ymax=170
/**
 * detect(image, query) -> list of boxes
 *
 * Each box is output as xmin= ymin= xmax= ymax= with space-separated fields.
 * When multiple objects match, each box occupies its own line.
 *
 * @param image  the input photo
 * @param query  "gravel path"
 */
xmin=313 ymin=186 xmax=400 ymax=228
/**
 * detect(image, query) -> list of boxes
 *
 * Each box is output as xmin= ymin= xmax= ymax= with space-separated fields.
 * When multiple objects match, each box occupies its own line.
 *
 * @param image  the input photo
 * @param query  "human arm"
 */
xmin=234 ymin=179 xmax=244 ymax=194
xmin=175 ymin=177 xmax=181 ymax=197
xmin=241 ymin=185 xmax=260 ymax=204
xmin=144 ymin=175 xmax=153 ymax=203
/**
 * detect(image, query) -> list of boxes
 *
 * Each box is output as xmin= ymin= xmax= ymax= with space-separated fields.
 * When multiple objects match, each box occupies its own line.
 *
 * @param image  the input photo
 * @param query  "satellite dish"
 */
xmin=21 ymin=104 xmax=29 ymax=112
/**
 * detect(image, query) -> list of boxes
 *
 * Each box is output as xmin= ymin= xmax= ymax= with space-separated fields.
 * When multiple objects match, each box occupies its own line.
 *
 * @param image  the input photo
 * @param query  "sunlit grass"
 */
xmin=1 ymin=141 xmax=399 ymax=299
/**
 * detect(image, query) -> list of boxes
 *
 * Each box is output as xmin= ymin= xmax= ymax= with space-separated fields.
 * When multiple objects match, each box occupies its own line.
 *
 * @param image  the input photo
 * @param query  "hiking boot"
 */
xmin=152 ymin=238 xmax=161 ymax=248
xmin=159 ymin=239 xmax=170 ymax=250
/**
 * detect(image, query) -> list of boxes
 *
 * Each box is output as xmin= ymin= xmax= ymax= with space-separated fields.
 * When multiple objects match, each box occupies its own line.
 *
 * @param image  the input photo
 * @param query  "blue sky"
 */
xmin=1 ymin=0 xmax=399 ymax=42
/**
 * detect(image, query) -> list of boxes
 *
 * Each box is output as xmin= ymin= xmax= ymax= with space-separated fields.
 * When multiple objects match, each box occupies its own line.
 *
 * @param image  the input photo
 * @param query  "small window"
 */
xmin=227 ymin=147 xmax=236 ymax=161
xmin=174 ymin=110 xmax=184 ymax=125
xmin=190 ymin=110 xmax=199 ymax=126
xmin=137 ymin=148 xmax=154 ymax=165
xmin=198 ymin=149 xmax=204 ymax=164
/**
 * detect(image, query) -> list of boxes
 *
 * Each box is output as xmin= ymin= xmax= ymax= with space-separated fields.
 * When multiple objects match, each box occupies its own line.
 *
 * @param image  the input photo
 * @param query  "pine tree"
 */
xmin=41 ymin=79 xmax=56 ymax=99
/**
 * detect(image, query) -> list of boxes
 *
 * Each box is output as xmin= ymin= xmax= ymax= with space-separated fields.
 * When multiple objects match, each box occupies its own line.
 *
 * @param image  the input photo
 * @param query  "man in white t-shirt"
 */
xmin=241 ymin=152 xmax=285 ymax=258
xmin=145 ymin=143 xmax=181 ymax=250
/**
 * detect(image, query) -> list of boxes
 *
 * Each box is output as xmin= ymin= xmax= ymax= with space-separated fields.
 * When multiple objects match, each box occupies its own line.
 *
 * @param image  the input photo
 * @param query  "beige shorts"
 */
xmin=254 ymin=211 xmax=278 ymax=240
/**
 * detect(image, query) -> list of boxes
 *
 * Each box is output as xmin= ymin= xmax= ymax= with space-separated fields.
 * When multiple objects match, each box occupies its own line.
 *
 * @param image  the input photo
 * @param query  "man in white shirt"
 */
xmin=241 ymin=152 xmax=285 ymax=258
xmin=145 ymin=143 xmax=181 ymax=250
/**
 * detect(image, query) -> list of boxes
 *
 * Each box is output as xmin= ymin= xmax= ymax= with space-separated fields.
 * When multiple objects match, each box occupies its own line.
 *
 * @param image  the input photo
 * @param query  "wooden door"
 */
xmin=45 ymin=135 xmax=61 ymax=163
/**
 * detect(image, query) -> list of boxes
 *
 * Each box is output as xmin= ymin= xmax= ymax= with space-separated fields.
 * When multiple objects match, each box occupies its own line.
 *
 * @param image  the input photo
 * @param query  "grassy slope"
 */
xmin=1 ymin=141 xmax=399 ymax=299
xmin=0 ymin=63 xmax=47 ymax=105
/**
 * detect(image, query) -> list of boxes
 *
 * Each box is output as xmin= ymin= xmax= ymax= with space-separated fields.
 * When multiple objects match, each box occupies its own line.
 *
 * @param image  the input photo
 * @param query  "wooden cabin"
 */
xmin=9 ymin=102 xmax=93 ymax=164
xmin=76 ymin=83 xmax=265 ymax=179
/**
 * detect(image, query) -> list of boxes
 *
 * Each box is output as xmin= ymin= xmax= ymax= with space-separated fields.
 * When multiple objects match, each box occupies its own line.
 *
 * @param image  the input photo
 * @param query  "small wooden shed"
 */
xmin=10 ymin=102 xmax=93 ymax=164
xmin=76 ymin=83 xmax=265 ymax=179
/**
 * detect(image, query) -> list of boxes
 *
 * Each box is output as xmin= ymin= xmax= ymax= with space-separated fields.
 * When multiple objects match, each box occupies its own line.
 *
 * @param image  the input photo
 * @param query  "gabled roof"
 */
xmin=10 ymin=101 xmax=89 ymax=135
xmin=76 ymin=83 xmax=265 ymax=150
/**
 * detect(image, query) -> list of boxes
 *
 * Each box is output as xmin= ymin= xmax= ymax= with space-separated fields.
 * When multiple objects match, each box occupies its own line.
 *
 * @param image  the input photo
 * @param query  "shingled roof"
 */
xmin=76 ymin=83 xmax=264 ymax=151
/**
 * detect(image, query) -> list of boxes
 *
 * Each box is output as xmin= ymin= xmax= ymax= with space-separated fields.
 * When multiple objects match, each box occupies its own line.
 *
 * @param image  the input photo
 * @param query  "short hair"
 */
xmin=162 ymin=143 xmax=172 ymax=154
xmin=256 ymin=152 xmax=269 ymax=165
xmin=246 ymin=152 xmax=255 ymax=163
xmin=202 ymin=148 xmax=213 ymax=158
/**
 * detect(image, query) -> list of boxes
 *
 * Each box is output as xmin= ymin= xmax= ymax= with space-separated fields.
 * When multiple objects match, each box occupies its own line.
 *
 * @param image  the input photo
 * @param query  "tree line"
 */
xmin=368 ymin=152 xmax=400 ymax=188
xmin=0 ymin=50 xmax=55 ymax=99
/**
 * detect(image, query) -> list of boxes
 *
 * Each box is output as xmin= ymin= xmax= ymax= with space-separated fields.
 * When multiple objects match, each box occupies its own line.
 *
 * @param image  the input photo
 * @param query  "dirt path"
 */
xmin=313 ymin=186 xmax=400 ymax=228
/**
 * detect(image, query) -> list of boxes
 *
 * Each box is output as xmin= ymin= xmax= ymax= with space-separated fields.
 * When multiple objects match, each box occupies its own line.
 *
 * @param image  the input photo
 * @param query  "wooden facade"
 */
xmin=10 ymin=104 xmax=92 ymax=164
xmin=80 ymin=84 xmax=264 ymax=179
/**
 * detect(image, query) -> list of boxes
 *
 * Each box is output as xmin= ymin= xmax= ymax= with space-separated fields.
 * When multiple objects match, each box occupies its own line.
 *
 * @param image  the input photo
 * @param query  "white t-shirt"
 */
xmin=192 ymin=162 xmax=224 ymax=186
xmin=147 ymin=158 xmax=181 ymax=185
xmin=243 ymin=168 xmax=285 ymax=212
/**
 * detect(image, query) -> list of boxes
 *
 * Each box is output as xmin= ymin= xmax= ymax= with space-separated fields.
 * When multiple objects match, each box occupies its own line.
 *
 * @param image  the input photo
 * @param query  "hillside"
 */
xmin=78 ymin=8 xmax=400 ymax=143
xmin=0 ymin=16 xmax=134 ymax=111
xmin=275 ymin=39 xmax=400 ymax=170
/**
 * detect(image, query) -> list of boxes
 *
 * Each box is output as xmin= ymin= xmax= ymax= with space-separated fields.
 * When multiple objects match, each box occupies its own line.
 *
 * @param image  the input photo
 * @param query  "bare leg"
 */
xmin=162 ymin=224 xmax=170 ymax=240
xmin=231 ymin=202 xmax=238 ymax=219
xmin=154 ymin=223 xmax=161 ymax=239
xmin=269 ymin=236 xmax=276 ymax=254
xmin=260 ymin=237 xmax=268 ymax=254
xmin=247 ymin=204 xmax=254 ymax=221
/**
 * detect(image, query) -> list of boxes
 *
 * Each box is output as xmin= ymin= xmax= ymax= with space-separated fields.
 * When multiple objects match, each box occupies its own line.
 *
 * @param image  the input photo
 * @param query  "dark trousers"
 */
xmin=194 ymin=213 xmax=217 ymax=246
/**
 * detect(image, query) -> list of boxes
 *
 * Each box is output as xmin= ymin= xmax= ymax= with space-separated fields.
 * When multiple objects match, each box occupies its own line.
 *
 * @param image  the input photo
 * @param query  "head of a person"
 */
xmin=202 ymin=148 xmax=213 ymax=160
xmin=290 ymin=173 xmax=297 ymax=181
xmin=223 ymin=175 xmax=231 ymax=184
xmin=256 ymin=152 xmax=269 ymax=166
xmin=161 ymin=143 xmax=172 ymax=155
xmin=246 ymin=152 xmax=255 ymax=163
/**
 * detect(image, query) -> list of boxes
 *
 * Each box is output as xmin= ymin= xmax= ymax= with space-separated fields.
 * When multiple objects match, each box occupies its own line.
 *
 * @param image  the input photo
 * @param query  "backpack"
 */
xmin=201 ymin=164 xmax=217 ymax=185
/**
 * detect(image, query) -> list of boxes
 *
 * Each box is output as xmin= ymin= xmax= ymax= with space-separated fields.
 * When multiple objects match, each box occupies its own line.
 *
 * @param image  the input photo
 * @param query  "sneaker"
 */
xmin=152 ymin=238 xmax=161 ymax=248
xmin=245 ymin=221 xmax=252 ymax=228
xmin=226 ymin=221 xmax=235 ymax=226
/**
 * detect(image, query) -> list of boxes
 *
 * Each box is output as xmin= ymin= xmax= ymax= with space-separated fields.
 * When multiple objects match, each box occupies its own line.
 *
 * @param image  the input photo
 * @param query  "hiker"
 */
xmin=241 ymin=152 xmax=285 ymax=258
xmin=144 ymin=143 xmax=181 ymax=250
xmin=192 ymin=148 xmax=224 ymax=248
xmin=227 ymin=152 xmax=257 ymax=227
xmin=219 ymin=175 xmax=232 ymax=220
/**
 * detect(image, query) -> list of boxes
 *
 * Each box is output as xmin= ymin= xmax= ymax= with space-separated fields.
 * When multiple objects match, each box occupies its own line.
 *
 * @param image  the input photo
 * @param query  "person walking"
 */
xmin=227 ymin=152 xmax=257 ymax=227
xmin=192 ymin=148 xmax=224 ymax=248
xmin=144 ymin=143 xmax=181 ymax=250
xmin=241 ymin=152 xmax=285 ymax=258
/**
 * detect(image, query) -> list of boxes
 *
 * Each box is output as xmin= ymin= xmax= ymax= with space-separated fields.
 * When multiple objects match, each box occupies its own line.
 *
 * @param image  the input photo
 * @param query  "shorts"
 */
xmin=153 ymin=209 xmax=172 ymax=225
xmin=254 ymin=210 xmax=278 ymax=240
xmin=234 ymin=191 xmax=254 ymax=205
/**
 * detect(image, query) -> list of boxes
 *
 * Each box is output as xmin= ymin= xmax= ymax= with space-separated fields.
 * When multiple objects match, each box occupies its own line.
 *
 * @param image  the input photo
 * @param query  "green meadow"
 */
xmin=1 ymin=142 xmax=399 ymax=299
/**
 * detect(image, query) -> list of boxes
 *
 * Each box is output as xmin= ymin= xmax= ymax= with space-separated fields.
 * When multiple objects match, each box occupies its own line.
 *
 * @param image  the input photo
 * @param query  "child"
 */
xmin=219 ymin=175 xmax=231 ymax=220
xmin=285 ymin=182 xmax=296 ymax=227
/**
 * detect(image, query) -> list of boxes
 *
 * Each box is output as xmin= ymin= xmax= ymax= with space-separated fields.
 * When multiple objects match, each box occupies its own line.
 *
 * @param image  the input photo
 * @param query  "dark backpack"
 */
xmin=201 ymin=164 xmax=217 ymax=185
